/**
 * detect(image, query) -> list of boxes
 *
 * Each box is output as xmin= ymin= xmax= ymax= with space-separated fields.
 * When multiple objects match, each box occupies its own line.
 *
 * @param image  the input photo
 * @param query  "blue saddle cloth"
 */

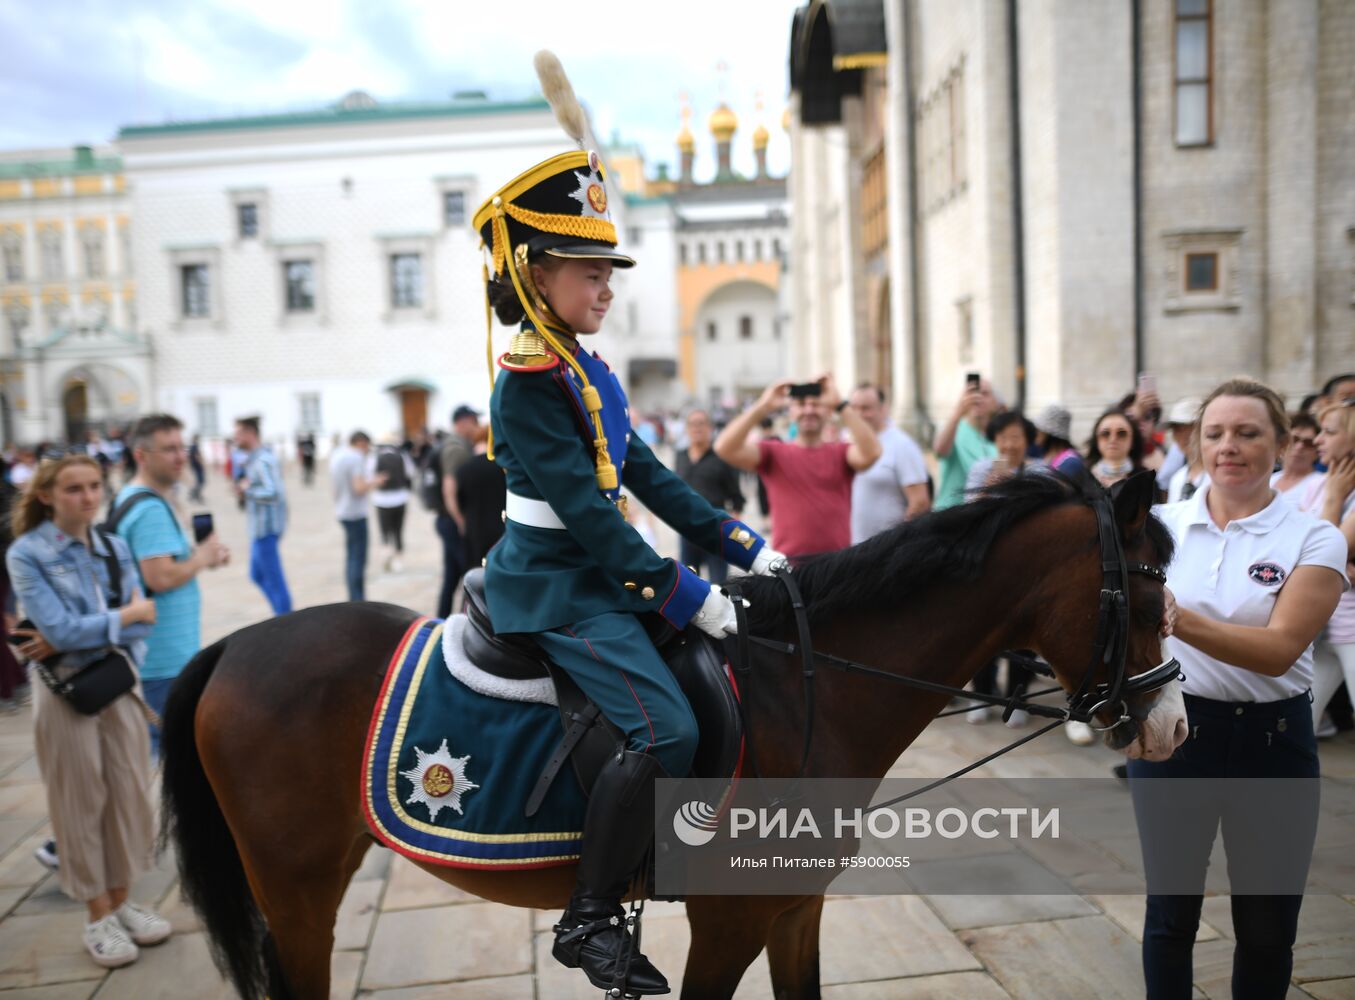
xmin=362 ymin=617 xmax=586 ymax=869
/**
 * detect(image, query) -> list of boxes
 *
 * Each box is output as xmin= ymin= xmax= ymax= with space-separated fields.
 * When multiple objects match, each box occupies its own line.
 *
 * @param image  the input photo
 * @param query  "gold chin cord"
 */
xmin=484 ymin=205 xmax=618 ymax=490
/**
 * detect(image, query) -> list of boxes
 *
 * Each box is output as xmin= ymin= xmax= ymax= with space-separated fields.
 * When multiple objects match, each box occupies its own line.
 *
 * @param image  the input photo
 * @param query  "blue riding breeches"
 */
xmin=533 ymin=611 xmax=698 ymax=779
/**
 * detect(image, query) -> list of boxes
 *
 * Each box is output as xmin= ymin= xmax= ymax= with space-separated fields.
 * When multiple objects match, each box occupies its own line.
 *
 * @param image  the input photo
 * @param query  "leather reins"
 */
xmin=723 ymin=489 xmax=1183 ymax=807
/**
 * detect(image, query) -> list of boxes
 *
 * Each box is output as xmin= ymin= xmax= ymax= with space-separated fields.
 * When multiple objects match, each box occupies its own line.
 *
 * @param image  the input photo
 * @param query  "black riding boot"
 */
xmin=553 ymin=749 xmax=670 ymax=996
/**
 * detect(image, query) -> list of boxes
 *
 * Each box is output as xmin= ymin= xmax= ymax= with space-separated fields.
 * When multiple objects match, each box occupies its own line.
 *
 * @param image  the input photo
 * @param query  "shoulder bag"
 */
xmin=30 ymin=527 xmax=136 ymax=715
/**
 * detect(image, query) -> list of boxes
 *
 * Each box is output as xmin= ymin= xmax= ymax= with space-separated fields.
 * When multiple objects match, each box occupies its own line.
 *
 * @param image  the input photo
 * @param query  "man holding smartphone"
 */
xmin=932 ymin=375 xmax=999 ymax=510
xmin=716 ymin=374 xmax=882 ymax=556
xmin=114 ymin=413 xmax=229 ymax=753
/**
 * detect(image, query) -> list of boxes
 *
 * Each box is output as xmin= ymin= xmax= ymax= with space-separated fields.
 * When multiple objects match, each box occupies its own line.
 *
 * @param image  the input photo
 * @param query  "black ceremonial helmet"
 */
xmin=470 ymin=51 xmax=632 ymax=490
xmin=473 ymin=148 xmax=635 ymax=281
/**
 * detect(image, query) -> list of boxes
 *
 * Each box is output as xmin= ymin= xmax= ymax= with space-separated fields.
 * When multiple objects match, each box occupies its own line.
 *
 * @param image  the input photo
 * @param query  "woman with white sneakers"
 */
xmin=1130 ymin=379 xmax=1346 ymax=999
xmin=6 ymin=453 xmax=172 ymax=969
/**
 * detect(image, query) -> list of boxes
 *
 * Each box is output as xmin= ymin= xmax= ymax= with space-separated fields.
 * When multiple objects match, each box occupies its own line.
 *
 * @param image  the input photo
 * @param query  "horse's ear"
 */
xmin=1110 ymin=470 xmax=1155 ymax=542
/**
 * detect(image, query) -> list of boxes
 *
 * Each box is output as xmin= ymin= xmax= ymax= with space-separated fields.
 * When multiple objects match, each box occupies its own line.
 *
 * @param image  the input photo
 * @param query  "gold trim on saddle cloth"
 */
xmin=362 ymin=619 xmax=582 ymax=862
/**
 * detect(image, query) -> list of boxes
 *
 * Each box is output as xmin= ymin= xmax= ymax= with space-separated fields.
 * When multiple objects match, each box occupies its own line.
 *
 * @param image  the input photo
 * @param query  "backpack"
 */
xmin=419 ymin=447 xmax=443 ymax=511
xmin=102 ymin=489 xmax=178 ymax=597
xmin=375 ymin=447 xmax=409 ymax=492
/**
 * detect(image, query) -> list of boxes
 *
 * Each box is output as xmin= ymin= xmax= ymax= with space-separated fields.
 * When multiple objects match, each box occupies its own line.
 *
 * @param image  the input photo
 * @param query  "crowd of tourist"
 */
xmin=0 ymin=368 xmax=1350 ymax=988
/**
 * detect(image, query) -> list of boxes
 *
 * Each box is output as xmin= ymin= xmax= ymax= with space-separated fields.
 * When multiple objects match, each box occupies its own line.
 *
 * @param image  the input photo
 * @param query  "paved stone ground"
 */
xmin=0 ymin=457 xmax=1353 ymax=998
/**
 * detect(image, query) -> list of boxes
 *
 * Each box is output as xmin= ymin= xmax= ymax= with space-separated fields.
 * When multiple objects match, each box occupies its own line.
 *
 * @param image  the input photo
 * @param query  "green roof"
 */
xmin=118 ymin=96 xmax=551 ymax=139
xmin=624 ymin=192 xmax=672 ymax=207
xmin=0 ymin=154 xmax=122 ymax=180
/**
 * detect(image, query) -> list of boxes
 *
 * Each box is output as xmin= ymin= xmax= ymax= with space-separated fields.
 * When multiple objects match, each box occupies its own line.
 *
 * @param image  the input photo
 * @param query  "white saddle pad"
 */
xmin=441 ymin=613 xmax=558 ymax=706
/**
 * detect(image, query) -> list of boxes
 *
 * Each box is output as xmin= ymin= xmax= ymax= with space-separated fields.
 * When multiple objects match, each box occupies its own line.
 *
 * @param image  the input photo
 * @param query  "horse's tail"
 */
xmin=159 ymin=637 xmax=272 ymax=1000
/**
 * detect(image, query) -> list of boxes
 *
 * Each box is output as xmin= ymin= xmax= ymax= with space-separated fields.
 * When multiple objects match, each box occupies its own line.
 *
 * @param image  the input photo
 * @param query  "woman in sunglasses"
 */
xmin=1270 ymin=413 xmax=1323 ymax=508
xmin=1086 ymin=409 xmax=1145 ymax=488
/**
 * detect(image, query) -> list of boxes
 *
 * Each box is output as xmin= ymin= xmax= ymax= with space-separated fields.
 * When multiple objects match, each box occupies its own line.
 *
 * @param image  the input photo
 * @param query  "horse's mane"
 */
xmin=737 ymin=471 xmax=1174 ymax=633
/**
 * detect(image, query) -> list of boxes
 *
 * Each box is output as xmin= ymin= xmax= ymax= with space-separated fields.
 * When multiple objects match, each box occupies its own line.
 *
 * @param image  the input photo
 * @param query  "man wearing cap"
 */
xmin=1156 ymin=398 xmax=1202 ymax=492
xmin=433 ymin=405 xmax=481 ymax=617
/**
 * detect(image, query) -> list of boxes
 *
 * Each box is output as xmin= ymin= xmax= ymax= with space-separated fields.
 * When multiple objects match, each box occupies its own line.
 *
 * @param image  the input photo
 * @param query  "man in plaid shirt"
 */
xmin=233 ymin=416 xmax=292 ymax=615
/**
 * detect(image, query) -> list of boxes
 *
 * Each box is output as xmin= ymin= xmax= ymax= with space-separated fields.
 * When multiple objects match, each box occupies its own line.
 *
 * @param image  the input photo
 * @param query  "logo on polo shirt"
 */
xmin=1248 ymin=562 xmax=1286 ymax=587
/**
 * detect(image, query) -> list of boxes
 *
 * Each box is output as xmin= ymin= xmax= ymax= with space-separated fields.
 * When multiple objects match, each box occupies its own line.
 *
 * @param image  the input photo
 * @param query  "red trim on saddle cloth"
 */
xmin=359 ymin=616 xmax=429 ymax=838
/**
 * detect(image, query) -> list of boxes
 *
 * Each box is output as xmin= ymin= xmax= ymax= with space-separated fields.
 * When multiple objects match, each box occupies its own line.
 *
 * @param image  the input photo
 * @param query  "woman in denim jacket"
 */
xmin=6 ymin=453 xmax=170 ymax=969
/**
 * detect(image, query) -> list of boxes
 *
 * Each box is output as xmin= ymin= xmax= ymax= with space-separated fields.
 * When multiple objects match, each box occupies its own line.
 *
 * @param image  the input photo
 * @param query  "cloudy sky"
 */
xmin=0 ymin=0 xmax=799 ymax=182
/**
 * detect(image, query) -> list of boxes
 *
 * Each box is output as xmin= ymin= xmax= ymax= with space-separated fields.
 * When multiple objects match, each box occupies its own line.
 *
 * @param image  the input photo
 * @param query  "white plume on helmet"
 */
xmin=533 ymin=50 xmax=587 ymax=148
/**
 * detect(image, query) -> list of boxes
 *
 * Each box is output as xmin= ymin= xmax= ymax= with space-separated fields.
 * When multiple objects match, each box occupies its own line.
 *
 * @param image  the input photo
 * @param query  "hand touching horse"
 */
xmin=161 ymin=470 xmax=1185 ymax=999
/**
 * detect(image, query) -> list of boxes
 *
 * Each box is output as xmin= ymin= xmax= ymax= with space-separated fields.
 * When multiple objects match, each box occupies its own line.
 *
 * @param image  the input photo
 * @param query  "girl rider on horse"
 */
xmin=471 ymin=53 xmax=787 ymax=996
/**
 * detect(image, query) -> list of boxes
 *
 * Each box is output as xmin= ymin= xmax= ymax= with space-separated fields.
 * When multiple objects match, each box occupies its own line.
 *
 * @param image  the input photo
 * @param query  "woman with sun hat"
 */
xmin=471 ymin=53 xmax=787 ymax=996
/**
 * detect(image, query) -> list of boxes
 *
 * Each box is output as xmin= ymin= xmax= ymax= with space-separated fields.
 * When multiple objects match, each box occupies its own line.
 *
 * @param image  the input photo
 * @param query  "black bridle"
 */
xmin=725 ymin=486 xmax=1183 ymax=802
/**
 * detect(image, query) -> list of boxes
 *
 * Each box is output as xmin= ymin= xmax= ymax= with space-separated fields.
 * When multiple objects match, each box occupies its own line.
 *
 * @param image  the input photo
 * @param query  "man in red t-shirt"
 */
xmin=715 ymin=374 xmax=881 ymax=557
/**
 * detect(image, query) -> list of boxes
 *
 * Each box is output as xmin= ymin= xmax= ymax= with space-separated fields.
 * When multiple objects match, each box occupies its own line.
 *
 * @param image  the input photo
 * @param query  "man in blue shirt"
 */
xmin=233 ymin=416 xmax=291 ymax=615
xmin=114 ymin=414 xmax=229 ymax=753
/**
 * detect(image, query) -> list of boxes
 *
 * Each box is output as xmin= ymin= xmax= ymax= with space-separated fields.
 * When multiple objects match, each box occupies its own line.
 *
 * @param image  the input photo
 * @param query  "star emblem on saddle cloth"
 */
xmin=399 ymin=739 xmax=479 ymax=821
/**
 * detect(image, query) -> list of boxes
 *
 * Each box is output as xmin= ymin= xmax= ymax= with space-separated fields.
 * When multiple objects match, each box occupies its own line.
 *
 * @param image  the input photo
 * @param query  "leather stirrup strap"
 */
xmin=525 ymin=702 xmax=602 ymax=818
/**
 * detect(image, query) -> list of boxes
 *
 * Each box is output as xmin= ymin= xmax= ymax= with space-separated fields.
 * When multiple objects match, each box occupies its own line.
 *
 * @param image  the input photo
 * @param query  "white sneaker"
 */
xmin=115 ymin=901 xmax=172 ymax=946
xmin=1316 ymin=713 xmax=1338 ymax=739
xmin=33 ymin=839 xmax=58 ymax=872
xmin=966 ymin=705 xmax=993 ymax=725
xmin=84 ymin=915 xmax=139 ymax=968
xmin=1005 ymin=708 xmax=1030 ymax=729
xmin=1065 ymin=720 xmax=1095 ymax=746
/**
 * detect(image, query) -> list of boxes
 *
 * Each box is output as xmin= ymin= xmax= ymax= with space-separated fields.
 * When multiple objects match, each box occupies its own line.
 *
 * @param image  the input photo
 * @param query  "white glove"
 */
xmin=690 ymin=587 xmax=741 ymax=638
xmin=751 ymin=545 xmax=790 ymax=576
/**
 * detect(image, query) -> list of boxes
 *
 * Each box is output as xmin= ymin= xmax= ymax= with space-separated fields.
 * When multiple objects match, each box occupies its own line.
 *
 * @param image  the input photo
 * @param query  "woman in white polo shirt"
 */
xmin=1129 ymin=378 xmax=1346 ymax=1000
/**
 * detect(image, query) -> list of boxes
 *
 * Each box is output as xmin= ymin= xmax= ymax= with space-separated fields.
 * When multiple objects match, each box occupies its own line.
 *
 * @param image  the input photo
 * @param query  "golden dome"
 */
xmin=709 ymin=103 xmax=738 ymax=141
xmin=676 ymin=104 xmax=696 ymax=154
xmin=752 ymin=123 xmax=770 ymax=149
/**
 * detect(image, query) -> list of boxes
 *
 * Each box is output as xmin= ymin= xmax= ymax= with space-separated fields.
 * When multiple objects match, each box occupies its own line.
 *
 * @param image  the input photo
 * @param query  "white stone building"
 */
xmin=118 ymin=92 xmax=639 ymax=452
xmin=605 ymin=112 xmax=792 ymax=413
xmin=0 ymin=145 xmax=151 ymax=445
xmin=788 ymin=0 xmax=1355 ymax=440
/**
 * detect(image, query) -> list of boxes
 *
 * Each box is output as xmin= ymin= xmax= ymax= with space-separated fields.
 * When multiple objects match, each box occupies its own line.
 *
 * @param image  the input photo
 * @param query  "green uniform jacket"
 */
xmin=483 ymin=347 xmax=764 ymax=634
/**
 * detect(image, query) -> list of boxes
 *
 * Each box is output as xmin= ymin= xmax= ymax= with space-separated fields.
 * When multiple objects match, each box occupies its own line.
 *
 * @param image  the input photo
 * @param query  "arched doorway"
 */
xmin=63 ymin=379 xmax=90 ymax=443
xmin=385 ymin=378 xmax=435 ymax=440
xmin=873 ymin=278 xmax=892 ymax=391
xmin=692 ymin=280 xmax=781 ymax=408
xmin=57 ymin=364 xmax=140 ymax=443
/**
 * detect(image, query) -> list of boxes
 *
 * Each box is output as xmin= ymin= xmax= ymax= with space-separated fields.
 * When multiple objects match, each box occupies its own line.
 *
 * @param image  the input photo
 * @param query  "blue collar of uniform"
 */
xmin=521 ymin=320 xmax=580 ymax=356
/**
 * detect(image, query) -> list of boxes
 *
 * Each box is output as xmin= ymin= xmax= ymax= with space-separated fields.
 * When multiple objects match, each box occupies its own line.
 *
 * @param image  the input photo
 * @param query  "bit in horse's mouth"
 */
xmin=1104 ymin=717 xmax=1139 ymax=751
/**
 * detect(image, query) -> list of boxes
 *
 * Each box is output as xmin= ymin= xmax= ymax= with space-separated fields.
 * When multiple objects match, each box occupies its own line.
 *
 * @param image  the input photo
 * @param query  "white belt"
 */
xmin=506 ymin=491 xmax=566 ymax=530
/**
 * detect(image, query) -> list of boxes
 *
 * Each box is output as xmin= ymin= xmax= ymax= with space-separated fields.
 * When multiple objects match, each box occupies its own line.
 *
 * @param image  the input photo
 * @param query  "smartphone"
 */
xmin=192 ymin=512 xmax=214 ymax=543
xmin=4 ymin=619 xmax=31 ymax=648
xmin=1137 ymin=372 xmax=1157 ymax=396
xmin=8 ymin=618 xmax=61 ymax=666
xmin=966 ymin=372 xmax=981 ymax=390
xmin=787 ymin=382 xmax=822 ymax=399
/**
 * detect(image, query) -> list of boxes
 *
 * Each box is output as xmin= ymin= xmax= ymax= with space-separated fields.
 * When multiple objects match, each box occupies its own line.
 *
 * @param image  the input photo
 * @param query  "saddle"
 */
xmin=459 ymin=568 xmax=744 ymax=813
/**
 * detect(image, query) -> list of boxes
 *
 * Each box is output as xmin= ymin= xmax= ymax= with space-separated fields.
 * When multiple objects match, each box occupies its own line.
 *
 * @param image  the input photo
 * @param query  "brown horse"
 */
xmin=160 ymin=470 xmax=1185 ymax=1000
